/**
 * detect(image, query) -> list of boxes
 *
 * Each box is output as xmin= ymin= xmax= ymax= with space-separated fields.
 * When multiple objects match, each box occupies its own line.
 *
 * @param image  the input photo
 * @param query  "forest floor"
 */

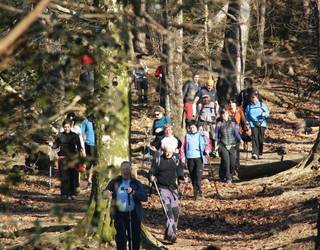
xmin=0 ymin=58 xmax=320 ymax=249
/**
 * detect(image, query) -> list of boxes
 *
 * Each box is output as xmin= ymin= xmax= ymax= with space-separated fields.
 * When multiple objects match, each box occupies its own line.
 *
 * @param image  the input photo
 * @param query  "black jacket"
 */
xmin=149 ymin=154 xmax=184 ymax=190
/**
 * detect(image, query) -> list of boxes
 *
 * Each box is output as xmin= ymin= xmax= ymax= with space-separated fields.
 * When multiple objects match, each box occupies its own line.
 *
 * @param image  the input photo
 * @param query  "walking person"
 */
xmin=180 ymin=120 xmax=208 ymax=200
xmin=182 ymin=72 xmax=201 ymax=126
xmin=149 ymin=145 xmax=186 ymax=243
xmin=155 ymin=65 xmax=166 ymax=108
xmin=237 ymin=77 xmax=254 ymax=111
xmin=215 ymin=109 xmax=242 ymax=183
xmin=81 ymin=114 xmax=96 ymax=189
xmin=79 ymin=45 xmax=95 ymax=97
xmin=104 ymin=161 xmax=147 ymax=250
xmin=133 ymin=56 xmax=148 ymax=105
xmin=53 ymin=119 xmax=84 ymax=200
xmin=228 ymin=100 xmax=249 ymax=179
xmin=245 ymin=90 xmax=270 ymax=159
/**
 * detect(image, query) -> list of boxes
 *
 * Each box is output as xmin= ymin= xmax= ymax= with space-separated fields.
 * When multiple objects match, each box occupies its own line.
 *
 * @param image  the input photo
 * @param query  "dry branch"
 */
xmin=0 ymin=0 xmax=52 ymax=56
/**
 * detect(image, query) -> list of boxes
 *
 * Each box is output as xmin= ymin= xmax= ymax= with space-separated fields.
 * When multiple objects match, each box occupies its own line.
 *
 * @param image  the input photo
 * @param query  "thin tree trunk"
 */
xmin=204 ymin=0 xmax=211 ymax=68
xmin=316 ymin=0 xmax=320 ymax=72
xmin=134 ymin=0 xmax=147 ymax=54
xmin=257 ymin=0 xmax=266 ymax=68
xmin=164 ymin=0 xmax=184 ymax=138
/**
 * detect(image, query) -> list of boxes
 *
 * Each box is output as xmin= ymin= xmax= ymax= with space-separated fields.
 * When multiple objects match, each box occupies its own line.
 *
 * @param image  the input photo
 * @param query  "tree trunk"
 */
xmin=257 ymin=0 xmax=266 ymax=68
xmin=204 ymin=0 xmax=211 ymax=68
xmin=216 ymin=0 xmax=240 ymax=107
xmin=315 ymin=0 xmax=320 ymax=72
xmin=134 ymin=0 xmax=147 ymax=54
xmin=164 ymin=0 xmax=184 ymax=138
xmin=216 ymin=0 xmax=251 ymax=107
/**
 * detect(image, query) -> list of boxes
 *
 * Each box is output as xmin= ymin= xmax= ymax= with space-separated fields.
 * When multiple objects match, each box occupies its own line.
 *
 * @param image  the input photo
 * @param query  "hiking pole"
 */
xmin=128 ymin=192 xmax=133 ymax=250
xmin=153 ymin=180 xmax=170 ymax=222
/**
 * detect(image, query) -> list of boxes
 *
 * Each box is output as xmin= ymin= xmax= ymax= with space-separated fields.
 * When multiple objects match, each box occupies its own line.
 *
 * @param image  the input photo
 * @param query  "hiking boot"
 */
xmin=226 ymin=179 xmax=232 ymax=184
xmin=67 ymin=196 xmax=72 ymax=200
xmin=258 ymin=154 xmax=263 ymax=159
xmin=232 ymin=175 xmax=240 ymax=181
xmin=252 ymin=154 xmax=258 ymax=160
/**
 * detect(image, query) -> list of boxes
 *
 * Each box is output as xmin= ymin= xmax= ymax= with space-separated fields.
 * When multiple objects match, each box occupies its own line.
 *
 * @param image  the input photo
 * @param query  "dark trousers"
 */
xmin=85 ymin=144 xmax=97 ymax=167
xmin=59 ymin=160 xmax=78 ymax=196
xmin=219 ymin=145 xmax=236 ymax=181
xmin=235 ymin=142 xmax=240 ymax=171
xmin=136 ymin=79 xmax=148 ymax=104
xmin=251 ymin=127 xmax=266 ymax=156
xmin=114 ymin=210 xmax=141 ymax=250
xmin=187 ymin=158 xmax=203 ymax=195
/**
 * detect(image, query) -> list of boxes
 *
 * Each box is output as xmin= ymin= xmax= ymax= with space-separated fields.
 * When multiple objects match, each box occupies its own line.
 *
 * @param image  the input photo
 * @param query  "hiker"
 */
xmin=81 ymin=114 xmax=96 ymax=189
xmin=180 ymin=120 xmax=208 ymax=200
xmin=237 ymin=77 xmax=254 ymax=111
xmin=245 ymin=89 xmax=270 ymax=159
xmin=149 ymin=145 xmax=186 ymax=243
xmin=53 ymin=119 xmax=84 ymax=200
xmin=133 ymin=56 xmax=148 ymax=105
xmin=153 ymin=124 xmax=182 ymax=153
xmin=150 ymin=106 xmax=172 ymax=149
xmin=196 ymin=93 xmax=220 ymax=151
xmin=79 ymin=46 xmax=95 ymax=97
xmin=215 ymin=109 xmax=242 ymax=183
xmin=193 ymin=77 xmax=218 ymax=106
xmin=155 ymin=65 xmax=166 ymax=108
xmin=104 ymin=161 xmax=147 ymax=250
xmin=228 ymin=100 xmax=249 ymax=179
xmin=59 ymin=112 xmax=86 ymax=193
xmin=183 ymin=72 xmax=201 ymax=126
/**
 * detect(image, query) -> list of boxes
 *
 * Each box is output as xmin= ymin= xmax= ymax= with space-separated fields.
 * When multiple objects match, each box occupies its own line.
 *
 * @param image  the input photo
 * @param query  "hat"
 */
xmin=188 ymin=120 xmax=197 ymax=127
xmin=66 ymin=112 xmax=76 ymax=121
xmin=81 ymin=54 xmax=94 ymax=65
xmin=154 ymin=106 xmax=165 ymax=114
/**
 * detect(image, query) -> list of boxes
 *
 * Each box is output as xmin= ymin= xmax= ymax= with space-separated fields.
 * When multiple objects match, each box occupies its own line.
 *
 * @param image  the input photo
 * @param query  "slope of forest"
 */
xmin=0 ymin=0 xmax=320 ymax=249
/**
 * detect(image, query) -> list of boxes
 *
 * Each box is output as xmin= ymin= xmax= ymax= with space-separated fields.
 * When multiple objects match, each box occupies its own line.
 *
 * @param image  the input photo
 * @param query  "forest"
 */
xmin=0 ymin=0 xmax=320 ymax=249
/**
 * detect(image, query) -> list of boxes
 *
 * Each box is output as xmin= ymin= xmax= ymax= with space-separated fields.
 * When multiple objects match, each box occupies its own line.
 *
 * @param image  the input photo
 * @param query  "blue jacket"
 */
xmin=245 ymin=100 xmax=270 ymax=128
xmin=152 ymin=115 xmax=171 ymax=136
xmin=180 ymin=131 xmax=208 ymax=161
xmin=81 ymin=118 xmax=95 ymax=146
xmin=106 ymin=176 xmax=147 ymax=221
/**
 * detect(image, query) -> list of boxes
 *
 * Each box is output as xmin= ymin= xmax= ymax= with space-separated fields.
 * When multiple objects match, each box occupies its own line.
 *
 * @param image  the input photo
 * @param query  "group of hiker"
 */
xmin=107 ymin=68 xmax=270 ymax=249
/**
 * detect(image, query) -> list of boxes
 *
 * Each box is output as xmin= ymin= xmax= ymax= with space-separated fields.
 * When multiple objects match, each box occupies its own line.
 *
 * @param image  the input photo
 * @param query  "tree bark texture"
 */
xmin=217 ymin=0 xmax=251 ymax=107
xmin=134 ymin=0 xmax=147 ymax=54
xmin=164 ymin=0 xmax=184 ymax=138
xmin=257 ymin=0 xmax=266 ymax=68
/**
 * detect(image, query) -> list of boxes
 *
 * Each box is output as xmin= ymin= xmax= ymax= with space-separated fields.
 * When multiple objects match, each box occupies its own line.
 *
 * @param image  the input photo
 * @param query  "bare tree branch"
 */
xmin=0 ymin=0 xmax=52 ymax=56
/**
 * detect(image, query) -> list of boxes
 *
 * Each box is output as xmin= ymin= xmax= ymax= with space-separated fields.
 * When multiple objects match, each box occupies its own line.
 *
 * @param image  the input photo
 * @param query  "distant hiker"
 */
xmin=183 ymin=72 xmax=201 ymax=126
xmin=79 ymin=46 xmax=95 ymax=97
xmin=155 ymin=65 xmax=166 ymax=108
xmin=193 ymin=77 xmax=218 ymax=105
xmin=245 ymin=90 xmax=270 ymax=160
xmin=154 ymin=124 xmax=182 ymax=153
xmin=149 ymin=145 xmax=186 ymax=243
xmin=81 ymin=114 xmax=96 ymax=189
xmin=237 ymin=77 xmax=254 ymax=111
xmin=228 ymin=100 xmax=249 ymax=179
xmin=53 ymin=119 xmax=84 ymax=200
xmin=196 ymin=93 xmax=220 ymax=151
xmin=216 ymin=109 xmax=242 ymax=183
xmin=133 ymin=56 xmax=148 ymax=105
xmin=151 ymin=106 xmax=172 ymax=148
xmin=180 ymin=120 xmax=208 ymax=200
xmin=104 ymin=161 xmax=147 ymax=250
